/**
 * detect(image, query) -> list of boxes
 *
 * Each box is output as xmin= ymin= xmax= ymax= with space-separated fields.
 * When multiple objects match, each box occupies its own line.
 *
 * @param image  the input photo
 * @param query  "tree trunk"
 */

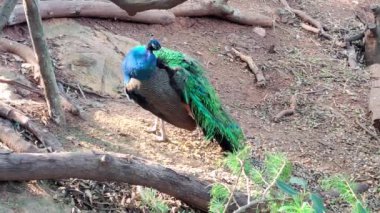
xmin=0 ymin=0 xmax=17 ymax=32
xmin=0 ymin=151 xmax=254 ymax=212
xmin=23 ymin=0 xmax=65 ymax=125
xmin=364 ymin=5 xmax=380 ymax=65
xmin=8 ymin=1 xmax=175 ymax=26
xmin=368 ymin=64 xmax=380 ymax=131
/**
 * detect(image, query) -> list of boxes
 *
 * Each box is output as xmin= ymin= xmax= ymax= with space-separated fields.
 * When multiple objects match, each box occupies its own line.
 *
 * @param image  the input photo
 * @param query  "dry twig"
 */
xmin=280 ymin=0 xmax=332 ymax=40
xmin=355 ymin=118 xmax=380 ymax=143
xmin=231 ymin=48 xmax=266 ymax=86
xmin=273 ymin=94 xmax=297 ymax=122
xmin=0 ymin=77 xmax=44 ymax=96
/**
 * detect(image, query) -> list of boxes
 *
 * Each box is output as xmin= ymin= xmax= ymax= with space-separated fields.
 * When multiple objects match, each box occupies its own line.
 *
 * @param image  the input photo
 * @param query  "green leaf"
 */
xmin=354 ymin=201 xmax=368 ymax=213
xmin=310 ymin=193 xmax=326 ymax=213
xmin=289 ymin=176 xmax=308 ymax=189
xmin=276 ymin=180 xmax=299 ymax=196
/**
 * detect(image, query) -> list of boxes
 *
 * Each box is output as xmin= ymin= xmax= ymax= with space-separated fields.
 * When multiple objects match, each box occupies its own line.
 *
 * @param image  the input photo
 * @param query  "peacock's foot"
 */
xmin=146 ymin=117 xmax=159 ymax=134
xmin=145 ymin=126 xmax=158 ymax=134
xmin=154 ymin=135 xmax=168 ymax=142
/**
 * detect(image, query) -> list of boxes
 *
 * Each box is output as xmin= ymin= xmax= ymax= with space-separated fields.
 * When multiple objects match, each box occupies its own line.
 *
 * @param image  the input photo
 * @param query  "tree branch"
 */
xmin=0 ymin=0 xmax=17 ymax=32
xmin=0 ymin=77 xmax=44 ymax=96
xmin=23 ymin=0 xmax=65 ymax=125
xmin=0 ymin=151 xmax=257 ymax=212
xmin=8 ymin=1 xmax=175 ymax=26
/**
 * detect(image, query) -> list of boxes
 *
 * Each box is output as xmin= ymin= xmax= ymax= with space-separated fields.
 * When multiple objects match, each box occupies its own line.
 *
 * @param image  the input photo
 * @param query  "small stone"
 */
xmin=253 ymin=27 xmax=266 ymax=37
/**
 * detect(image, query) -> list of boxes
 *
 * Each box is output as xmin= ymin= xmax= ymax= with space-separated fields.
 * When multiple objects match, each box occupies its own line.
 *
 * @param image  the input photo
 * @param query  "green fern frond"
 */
xmin=209 ymin=184 xmax=230 ymax=213
xmin=224 ymin=146 xmax=251 ymax=174
xmin=321 ymin=175 xmax=369 ymax=213
xmin=140 ymin=188 xmax=170 ymax=213
xmin=264 ymin=153 xmax=292 ymax=182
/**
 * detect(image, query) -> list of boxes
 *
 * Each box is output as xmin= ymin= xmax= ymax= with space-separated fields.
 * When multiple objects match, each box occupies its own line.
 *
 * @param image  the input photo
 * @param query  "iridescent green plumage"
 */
xmin=154 ymin=48 xmax=245 ymax=152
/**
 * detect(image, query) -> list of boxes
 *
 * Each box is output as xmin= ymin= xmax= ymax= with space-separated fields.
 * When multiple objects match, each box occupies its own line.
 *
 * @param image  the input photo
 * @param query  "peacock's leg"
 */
xmin=146 ymin=116 xmax=159 ymax=133
xmin=155 ymin=118 xmax=168 ymax=142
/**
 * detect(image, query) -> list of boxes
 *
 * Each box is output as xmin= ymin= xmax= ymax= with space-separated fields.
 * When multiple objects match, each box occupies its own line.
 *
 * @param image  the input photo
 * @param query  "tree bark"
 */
xmin=0 ymin=102 xmax=64 ymax=152
xmin=364 ymin=6 xmax=380 ymax=65
xmin=368 ymin=64 xmax=380 ymax=132
xmin=0 ymin=0 xmax=17 ymax=32
xmin=107 ymin=0 xmax=188 ymax=16
xmin=0 ymin=151 xmax=254 ymax=212
xmin=8 ymin=1 xmax=175 ymax=26
xmin=23 ymin=0 xmax=65 ymax=125
xmin=0 ymin=118 xmax=44 ymax=153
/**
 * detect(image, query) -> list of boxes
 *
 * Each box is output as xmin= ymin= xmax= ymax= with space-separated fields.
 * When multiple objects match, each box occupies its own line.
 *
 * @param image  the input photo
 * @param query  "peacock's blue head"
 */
xmin=122 ymin=39 xmax=162 ymax=84
xmin=147 ymin=39 xmax=161 ymax=51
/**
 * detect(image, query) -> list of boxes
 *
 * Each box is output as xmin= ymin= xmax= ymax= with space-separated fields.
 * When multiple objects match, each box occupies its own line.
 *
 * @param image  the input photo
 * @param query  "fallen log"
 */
xmin=0 ymin=151 xmax=255 ymax=212
xmin=8 ymin=1 xmax=176 ymax=26
xmin=171 ymin=0 xmax=273 ymax=27
xmin=369 ymin=64 xmax=380 ymax=132
xmin=108 ymin=0 xmax=187 ymax=16
xmin=0 ymin=118 xmax=44 ymax=153
xmin=0 ymin=102 xmax=63 ymax=152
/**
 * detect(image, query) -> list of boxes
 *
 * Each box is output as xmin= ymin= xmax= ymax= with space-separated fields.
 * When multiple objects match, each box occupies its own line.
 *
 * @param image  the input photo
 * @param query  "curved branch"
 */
xmin=0 ymin=38 xmax=39 ymax=78
xmin=0 ymin=103 xmax=64 ymax=152
xmin=0 ymin=118 xmax=44 ymax=153
xmin=8 ymin=1 xmax=175 ymax=26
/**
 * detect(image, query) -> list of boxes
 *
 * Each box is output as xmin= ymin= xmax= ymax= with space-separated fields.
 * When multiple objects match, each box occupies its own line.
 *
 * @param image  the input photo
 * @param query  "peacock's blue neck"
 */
xmin=122 ymin=46 xmax=157 ymax=84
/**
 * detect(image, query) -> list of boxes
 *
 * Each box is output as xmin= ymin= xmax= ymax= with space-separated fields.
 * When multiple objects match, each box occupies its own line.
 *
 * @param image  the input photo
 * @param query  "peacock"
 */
xmin=121 ymin=39 xmax=245 ymax=152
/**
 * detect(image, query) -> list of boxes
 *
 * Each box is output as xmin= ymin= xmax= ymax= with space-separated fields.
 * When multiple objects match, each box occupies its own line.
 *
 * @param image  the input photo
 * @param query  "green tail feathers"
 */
xmin=154 ymin=48 xmax=245 ymax=152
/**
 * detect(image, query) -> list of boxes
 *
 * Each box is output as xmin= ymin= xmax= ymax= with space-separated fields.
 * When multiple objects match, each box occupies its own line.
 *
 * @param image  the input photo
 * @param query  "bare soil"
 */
xmin=0 ymin=0 xmax=380 ymax=212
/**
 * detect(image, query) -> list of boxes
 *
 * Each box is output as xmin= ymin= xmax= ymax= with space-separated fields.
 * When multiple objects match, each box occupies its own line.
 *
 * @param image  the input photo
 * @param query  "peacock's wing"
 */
xmin=125 ymin=67 xmax=196 ymax=131
xmin=154 ymin=48 xmax=245 ymax=152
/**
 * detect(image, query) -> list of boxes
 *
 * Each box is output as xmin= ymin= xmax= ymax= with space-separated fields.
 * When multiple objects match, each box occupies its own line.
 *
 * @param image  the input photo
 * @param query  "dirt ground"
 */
xmin=1 ymin=0 xmax=380 ymax=212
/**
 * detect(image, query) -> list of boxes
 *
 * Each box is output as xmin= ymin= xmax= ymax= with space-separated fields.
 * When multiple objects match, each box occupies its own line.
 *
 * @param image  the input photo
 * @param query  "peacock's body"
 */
xmin=122 ymin=39 xmax=245 ymax=152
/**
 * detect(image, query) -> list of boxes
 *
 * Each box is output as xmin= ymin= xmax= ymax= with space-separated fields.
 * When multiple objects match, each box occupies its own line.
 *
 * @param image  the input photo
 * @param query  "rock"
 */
xmin=253 ymin=27 xmax=266 ymax=37
xmin=43 ymin=19 xmax=139 ymax=97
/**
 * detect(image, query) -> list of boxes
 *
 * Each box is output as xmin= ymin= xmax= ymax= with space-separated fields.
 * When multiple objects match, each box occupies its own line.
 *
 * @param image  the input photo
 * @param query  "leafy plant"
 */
xmin=321 ymin=175 xmax=370 ymax=213
xmin=140 ymin=187 xmax=170 ymax=213
xmin=209 ymin=146 xmax=326 ymax=213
